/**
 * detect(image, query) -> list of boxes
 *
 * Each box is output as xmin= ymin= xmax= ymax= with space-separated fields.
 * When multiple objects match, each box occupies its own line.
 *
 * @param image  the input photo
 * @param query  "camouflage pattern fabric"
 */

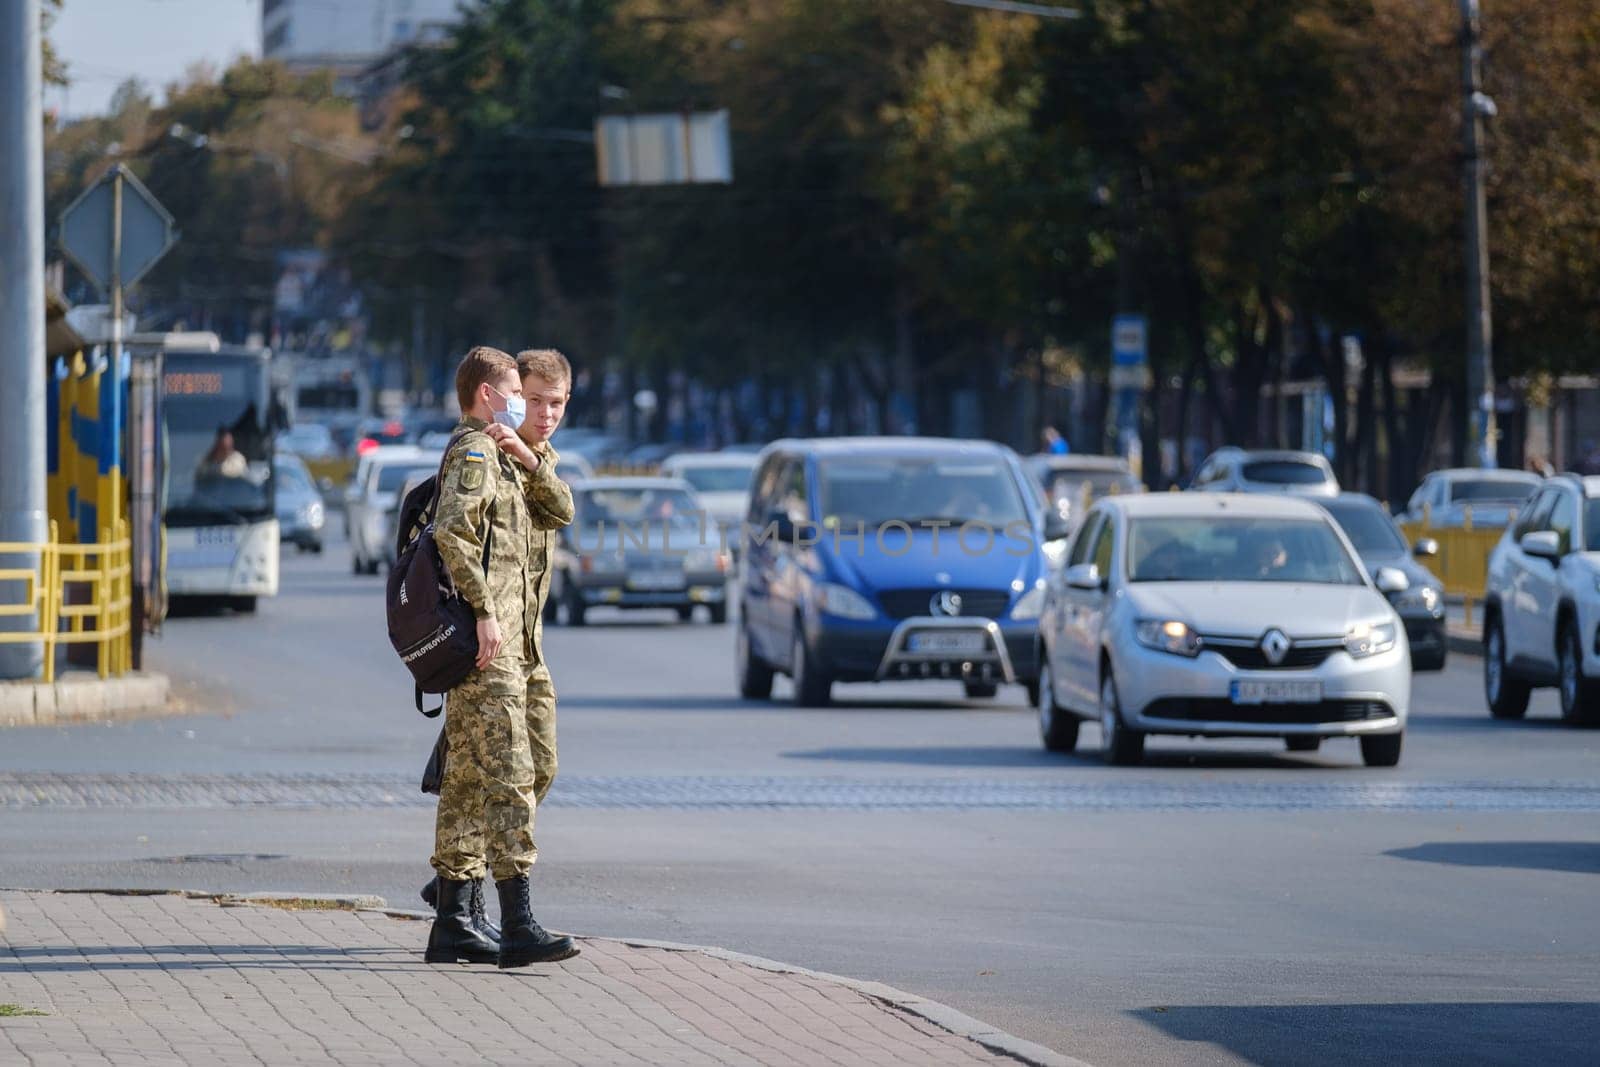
xmin=519 ymin=441 xmax=574 ymax=670
xmin=433 ymin=418 xmax=537 ymax=658
xmin=431 ymin=658 xmax=536 ymax=881
xmin=429 ymin=417 xmax=539 ymax=882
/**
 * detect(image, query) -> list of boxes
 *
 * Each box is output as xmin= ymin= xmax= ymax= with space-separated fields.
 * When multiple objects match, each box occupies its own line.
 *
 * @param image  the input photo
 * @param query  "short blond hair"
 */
xmin=454 ymin=346 xmax=517 ymax=412
xmin=516 ymin=348 xmax=572 ymax=393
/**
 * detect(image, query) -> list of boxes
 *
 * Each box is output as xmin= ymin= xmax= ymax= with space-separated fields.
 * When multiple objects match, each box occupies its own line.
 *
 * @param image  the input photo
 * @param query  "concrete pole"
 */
xmin=1460 ymin=0 xmax=1497 ymax=467
xmin=0 ymin=0 xmax=48 ymax=679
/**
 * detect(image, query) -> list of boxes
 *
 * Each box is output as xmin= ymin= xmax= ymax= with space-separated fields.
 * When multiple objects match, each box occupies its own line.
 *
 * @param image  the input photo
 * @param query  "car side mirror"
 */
xmin=1412 ymin=538 xmax=1439 ymax=559
xmin=1520 ymin=530 xmax=1562 ymax=561
xmin=1375 ymin=566 xmax=1410 ymax=594
xmin=1042 ymin=511 xmax=1071 ymax=543
xmin=1064 ymin=563 xmax=1104 ymax=591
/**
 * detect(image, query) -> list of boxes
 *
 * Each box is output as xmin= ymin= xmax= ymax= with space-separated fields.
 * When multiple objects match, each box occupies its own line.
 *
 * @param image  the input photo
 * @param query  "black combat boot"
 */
xmin=421 ymin=876 xmax=500 ymax=941
xmin=423 ymin=877 xmax=500 ymax=964
xmin=495 ymin=874 xmax=579 ymax=968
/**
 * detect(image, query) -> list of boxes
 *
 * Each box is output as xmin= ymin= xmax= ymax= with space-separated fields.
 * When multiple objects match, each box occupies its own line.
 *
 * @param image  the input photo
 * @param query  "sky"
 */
xmin=47 ymin=0 xmax=261 ymax=120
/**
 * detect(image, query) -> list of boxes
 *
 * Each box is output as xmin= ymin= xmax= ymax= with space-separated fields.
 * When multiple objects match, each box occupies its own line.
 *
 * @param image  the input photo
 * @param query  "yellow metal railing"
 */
xmin=0 ymin=519 xmax=132 ymax=682
xmin=1398 ymin=504 xmax=1503 ymax=626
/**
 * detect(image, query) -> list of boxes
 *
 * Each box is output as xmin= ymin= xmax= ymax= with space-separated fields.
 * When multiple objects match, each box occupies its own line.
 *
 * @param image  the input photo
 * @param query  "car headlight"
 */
xmin=818 ymin=582 xmax=877 ymax=620
xmin=1010 ymin=581 xmax=1047 ymax=620
xmin=1135 ymin=619 xmax=1203 ymax=657
xmin=298 ymin=501 xmax=325 ymax=528
xmin=1345 ymin=619 xmax=1398 ymax=658
xmin=1393 ymin=585 xmax=1439 ymax=612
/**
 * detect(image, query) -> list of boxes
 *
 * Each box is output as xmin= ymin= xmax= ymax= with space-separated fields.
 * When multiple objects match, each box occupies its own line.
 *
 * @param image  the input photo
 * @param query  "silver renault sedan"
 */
xmin=1035 ymin=493 xmax=1411 ymax=766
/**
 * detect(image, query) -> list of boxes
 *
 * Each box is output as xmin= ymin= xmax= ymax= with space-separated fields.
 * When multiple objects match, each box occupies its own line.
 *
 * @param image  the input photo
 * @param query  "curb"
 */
xmin=0 ymin=671 xmax=170 ymax=728
xmin=596 ymin=934 xmax=1088 ymax=1067
xmin=7 ymin=888 xmax=1085 ymax=1067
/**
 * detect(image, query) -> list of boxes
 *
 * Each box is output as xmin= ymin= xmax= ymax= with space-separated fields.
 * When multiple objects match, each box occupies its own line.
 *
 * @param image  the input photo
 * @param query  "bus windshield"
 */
xmin=164 ymin=353 xmax=275 ymax=525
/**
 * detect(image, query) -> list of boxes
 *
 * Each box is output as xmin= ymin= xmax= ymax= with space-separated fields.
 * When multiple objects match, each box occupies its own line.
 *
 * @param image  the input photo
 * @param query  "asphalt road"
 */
xmin=3 ymin=521 xmax=1598 ymax=1066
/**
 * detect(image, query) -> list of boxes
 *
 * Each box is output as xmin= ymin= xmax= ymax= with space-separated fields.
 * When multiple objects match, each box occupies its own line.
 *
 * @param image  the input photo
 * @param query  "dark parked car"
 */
xmin=1320 ymin=493 xmax=1446 ymax=670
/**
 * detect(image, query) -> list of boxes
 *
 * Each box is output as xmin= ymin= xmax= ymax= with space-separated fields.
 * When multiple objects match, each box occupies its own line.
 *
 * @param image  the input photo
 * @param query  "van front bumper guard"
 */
xmin=873 ymin=616 xmax=1017 ymax=684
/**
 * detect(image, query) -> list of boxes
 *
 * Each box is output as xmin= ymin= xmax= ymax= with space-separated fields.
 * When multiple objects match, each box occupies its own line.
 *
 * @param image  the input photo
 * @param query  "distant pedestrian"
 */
xmin=1042 ymin=426 xmax=1070 ymax=455
xmin=424 ymin=345 xmax=577 ymax=969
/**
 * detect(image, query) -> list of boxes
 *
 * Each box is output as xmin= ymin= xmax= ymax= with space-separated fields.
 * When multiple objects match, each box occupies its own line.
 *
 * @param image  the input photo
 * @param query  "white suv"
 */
xmin=1482 ymin=474 xmax=1600 ymax=724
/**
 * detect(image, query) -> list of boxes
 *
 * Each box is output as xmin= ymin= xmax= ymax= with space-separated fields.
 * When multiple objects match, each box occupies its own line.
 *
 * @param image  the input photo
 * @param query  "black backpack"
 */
xmin=386 ymin=431 xmax=494 ymax=716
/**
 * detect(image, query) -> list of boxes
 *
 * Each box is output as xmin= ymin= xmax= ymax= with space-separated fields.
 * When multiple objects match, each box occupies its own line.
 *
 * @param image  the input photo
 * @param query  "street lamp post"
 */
xmin=1460 ymin=0 xmax=1497 ymax=468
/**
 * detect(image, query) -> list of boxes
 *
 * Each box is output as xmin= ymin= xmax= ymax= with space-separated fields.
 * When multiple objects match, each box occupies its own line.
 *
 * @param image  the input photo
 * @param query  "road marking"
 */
xmin=3 ymin=773 xmax=1600 ymax=812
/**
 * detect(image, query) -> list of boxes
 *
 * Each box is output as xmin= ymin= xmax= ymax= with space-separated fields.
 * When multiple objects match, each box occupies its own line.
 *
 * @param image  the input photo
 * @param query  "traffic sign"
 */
xmin=1111 ymin=314 xmax=1147 ymax=367
xmin=59 ymin=164 xmax=176 ymax=294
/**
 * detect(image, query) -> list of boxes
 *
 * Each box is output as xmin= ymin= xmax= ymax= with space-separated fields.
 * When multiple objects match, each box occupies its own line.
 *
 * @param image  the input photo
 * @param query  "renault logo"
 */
xmin=1260 ymin=628 xmax=1291 ymax=666
xmin=931 ymin=591 xmax=964 ymax=617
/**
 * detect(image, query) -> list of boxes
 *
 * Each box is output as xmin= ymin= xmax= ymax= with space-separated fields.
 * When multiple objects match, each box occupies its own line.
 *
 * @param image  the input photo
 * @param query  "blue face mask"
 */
xmin=489 ymin=387 xmax=526 ymax=430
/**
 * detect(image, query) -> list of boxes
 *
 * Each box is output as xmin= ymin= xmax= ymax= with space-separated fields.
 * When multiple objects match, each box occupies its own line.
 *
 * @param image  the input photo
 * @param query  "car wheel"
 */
xmin=790 ymin=625 xmax=832 ymax=708
xmin=676 ymin=605 xmax=696 ymax=623
xmin=1557 ymin=619 xmax=1600 ymax=724
xmin=230 ymin=596 xmax=257 ymax=615
xmin=1484 ymin=615 xmax=1530 ymax=719
xmin=708 ymin=601 xmax=728 ymax=625
xmin=736 ymin=617 xmax=774 ymax=700
xmin=963 ymin=680 xmax=999 ymax=699
xmin=1360 ymin=731 xmax=1403 ymax=767
xmin=351 ymin=553 xmax=363 ymax=576
xmin=1284 ymin=736 xmax=1321 ymax=752
xmin=1099 ymin=670 xmax=1144 ymax=766
xmin=1037 ymin=659 xmax=1080 ymax=753
xmin=565 ymin=582 xmax=587 ymax=627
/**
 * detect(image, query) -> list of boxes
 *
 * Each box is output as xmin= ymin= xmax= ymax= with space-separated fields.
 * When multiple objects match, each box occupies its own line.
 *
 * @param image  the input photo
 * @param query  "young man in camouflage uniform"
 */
xmin=425 ymin=345 xmax=577 ymax=969
xmin=422 ymin=350 xmax=575 ymax=940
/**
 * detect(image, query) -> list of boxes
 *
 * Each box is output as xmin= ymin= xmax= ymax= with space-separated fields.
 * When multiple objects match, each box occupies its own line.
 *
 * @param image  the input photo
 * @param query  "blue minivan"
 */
xmin=736 ymin=437 xmax=1069 ymax=706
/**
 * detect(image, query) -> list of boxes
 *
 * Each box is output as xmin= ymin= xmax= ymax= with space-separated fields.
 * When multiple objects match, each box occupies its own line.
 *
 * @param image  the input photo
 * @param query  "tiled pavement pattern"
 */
xmin=3 ymin=772 xmax=1600 ymax=812
xmin=0 ymin=890 xmax=1029 ymax=1066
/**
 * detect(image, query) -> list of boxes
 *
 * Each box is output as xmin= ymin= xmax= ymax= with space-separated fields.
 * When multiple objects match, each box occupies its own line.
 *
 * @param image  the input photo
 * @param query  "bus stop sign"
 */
xmin=59 ymin=164 xmax=177 ymax=293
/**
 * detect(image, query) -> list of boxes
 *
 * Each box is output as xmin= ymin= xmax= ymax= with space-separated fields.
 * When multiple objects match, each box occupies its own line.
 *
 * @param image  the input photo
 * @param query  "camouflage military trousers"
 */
xmin=431 ymin=663 xmax=557 ymax=881
xmin=430 ymin=654 xmax=537 ymax=882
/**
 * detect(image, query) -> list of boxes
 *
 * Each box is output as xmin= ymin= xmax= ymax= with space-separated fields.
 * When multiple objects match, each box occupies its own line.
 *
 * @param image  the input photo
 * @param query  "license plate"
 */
xmin=908 ymin=631 xmax=987 ymax=654
xmin=628 ymin=572 xmax=684 ymax=591
xmin=1230 ymin=680 xmax=1322 ymax=705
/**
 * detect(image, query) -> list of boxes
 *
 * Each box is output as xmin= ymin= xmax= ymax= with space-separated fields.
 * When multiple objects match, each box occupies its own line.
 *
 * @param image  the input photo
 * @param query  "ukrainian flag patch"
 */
xmin=465 ymin=451 xmax=485 ymax=463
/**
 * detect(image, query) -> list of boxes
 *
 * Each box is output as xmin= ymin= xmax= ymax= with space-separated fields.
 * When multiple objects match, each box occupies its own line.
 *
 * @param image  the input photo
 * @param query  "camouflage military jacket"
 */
xmin=517 ymin=441 xmax=574 ymax=667
xmin=434 ymin=418 xmax=536 ymax=656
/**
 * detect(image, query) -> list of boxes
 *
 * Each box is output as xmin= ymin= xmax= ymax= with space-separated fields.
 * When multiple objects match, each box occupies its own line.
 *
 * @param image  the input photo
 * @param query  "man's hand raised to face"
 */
xmin=484 ymin=423 xmax=540 ymax=472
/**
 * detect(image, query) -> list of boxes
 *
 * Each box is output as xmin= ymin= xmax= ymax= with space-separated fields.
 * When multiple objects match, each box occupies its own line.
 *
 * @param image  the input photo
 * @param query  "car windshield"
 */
xmin=1321 ymin=500 xmax=1406 ymax=558
xmin=1241 ymin=460 xmax=1328 ymax=485
xmin=1046 ymin=472 xmax=1139 ymax=501
xmin=818 ymin=456 xmax=1029 ymax=527
xmin=578 ymin=486 xmax=700 ymax=524
xmin=277 ymin=461 xmax=314 ymax=494
xmin=377 ymin=463 xmax=433 ymax=493
xmin=678 ymin=466 xmax=754 ymax=493
xmin=1450 ymin=477 xmax=1537 ymax=503
xmin=278 ymin=425 xmax=333 ymax=455
xmin=1128 ymin=515 xmax=1366 ymax=585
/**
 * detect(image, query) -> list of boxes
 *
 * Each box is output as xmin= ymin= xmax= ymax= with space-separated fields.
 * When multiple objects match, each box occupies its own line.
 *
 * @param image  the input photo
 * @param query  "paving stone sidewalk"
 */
xmin=0 ymin=890 xmax=1071 ymax=1067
